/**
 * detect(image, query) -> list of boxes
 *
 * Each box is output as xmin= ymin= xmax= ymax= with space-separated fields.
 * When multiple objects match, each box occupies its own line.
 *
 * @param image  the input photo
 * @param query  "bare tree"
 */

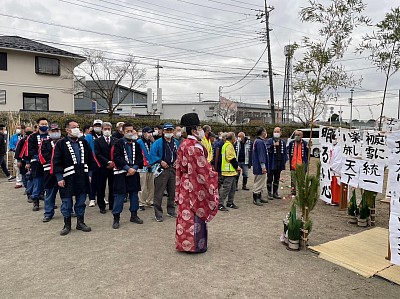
xmin=72 ymin=50 xmax=146 ymax=118
xmin=215 ymin=97 xmax=237 ymax=126
xmin=292 ymin=96 xmax=325 ymax=126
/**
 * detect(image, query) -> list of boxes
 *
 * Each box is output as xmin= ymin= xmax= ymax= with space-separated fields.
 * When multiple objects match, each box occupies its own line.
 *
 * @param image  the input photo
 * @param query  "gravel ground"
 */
xmin=0 ymin=158 xmax=398 ymax=299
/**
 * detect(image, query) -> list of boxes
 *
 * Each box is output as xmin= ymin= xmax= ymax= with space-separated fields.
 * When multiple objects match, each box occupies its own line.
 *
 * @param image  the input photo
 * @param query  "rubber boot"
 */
xmin=76 ymin=216 xmax=92 ymax=232
xmin=130 ymin=211 xmax=143 ymax=224
xmin=242 ymin=177 xmax=249 ymax=190
xmin=253 ymin=193 xmax=263 ymax=206
xmin=260 ymin=194 xmax=268 ymax=204
xmin=60 ymin=217 xmax=72 ymax=236
xmin=273 ymin=183 xmax=282 ymax=199
xmin=267 ymin=183 xmax=273 ymax=199
xmin=112 ymin=214 xmax=120 ymax=229
xmin=32 ymin=199 xmax=39 ymax=211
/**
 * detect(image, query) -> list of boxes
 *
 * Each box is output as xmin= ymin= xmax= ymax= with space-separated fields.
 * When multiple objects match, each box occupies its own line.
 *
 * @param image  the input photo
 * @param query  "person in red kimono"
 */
xmin=175 ymin=113 xmax=219 ymax=253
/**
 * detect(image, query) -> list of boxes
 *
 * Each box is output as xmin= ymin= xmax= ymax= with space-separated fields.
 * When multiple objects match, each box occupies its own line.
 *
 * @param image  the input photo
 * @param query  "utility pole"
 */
xmin=349 ymin=89 xmax=354 ymax=128
xmin=218 ymin=86 xmax=222 ymax=100
xmin=264 ymin=0 xmax=275 ymax=124
xmin=197 ymin=92 xmax=203 ymax=102
xmin=155 ymin=60 xmax=163 ymax=90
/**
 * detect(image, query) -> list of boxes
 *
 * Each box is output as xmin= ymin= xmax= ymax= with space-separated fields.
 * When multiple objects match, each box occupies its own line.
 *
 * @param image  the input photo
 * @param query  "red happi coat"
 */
xmin=175 ymin=136 xmax=219 ymax=252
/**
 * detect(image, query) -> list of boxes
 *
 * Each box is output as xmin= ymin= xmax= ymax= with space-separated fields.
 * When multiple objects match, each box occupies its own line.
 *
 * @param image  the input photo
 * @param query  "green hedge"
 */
xmin=0 ymin=112 xmax=304 ymax=138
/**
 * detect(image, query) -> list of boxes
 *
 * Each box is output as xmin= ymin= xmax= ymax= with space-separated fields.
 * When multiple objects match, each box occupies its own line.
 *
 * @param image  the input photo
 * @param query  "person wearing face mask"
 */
xmin=219 ymin=132 xmax=242 ymax=211
xmin=86 ymin=119 xmax=103 ymax=208
xmin=39 ymin=124 xmax=62 ymax=222
xmin=111 ymin=123 xmax=144 ymax=229
xmin=137 ymin=126 xmax=156 ymax=211
xmin=288 ymin=130 xmax=309 ymax=196
xmin=329 ymin=133 xmax=342 ymax=206
xmin=94 ymin=122 xmax=117 ymax=214
xmin=9 ymin=124 xmax=25 ymax=188
xmin=234 ymin=132 xmax=252 ymax=191
xmin=152 ymin=125 xmax=163 ymax=140
xmin=150 ymin=123 xmax=179 ymax=222
xmin=201 ymin=125 xmax=213 ymax=164
xmin=52 ymin=119 xmax=94 ymax=236
xmin=252 ymin=127 xmax=269 ymax=206
xmin=112 ymin=122 xmax=125 ymax=139
xmin=175 ymin=113 xmax=219 ymax=253
xmin=173 ymin=126 xmax=184 ymax=144
xmin=15 ymin=126 xmax=33 ymax=194
xmin=25 ymin=117 xmax=49 ymax=212
xmin=266 ymin=127 xmax=288 ymax=200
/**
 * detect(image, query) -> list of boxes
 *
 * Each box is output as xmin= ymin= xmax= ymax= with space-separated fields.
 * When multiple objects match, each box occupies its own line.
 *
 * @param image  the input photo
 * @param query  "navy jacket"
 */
xmin=252 ymin=137 xmax=268 ymax=175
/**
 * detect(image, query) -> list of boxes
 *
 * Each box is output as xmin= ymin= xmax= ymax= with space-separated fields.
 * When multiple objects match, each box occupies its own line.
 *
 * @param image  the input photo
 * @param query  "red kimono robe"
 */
xmin=175 ymin=136 xmax=219 ymax=253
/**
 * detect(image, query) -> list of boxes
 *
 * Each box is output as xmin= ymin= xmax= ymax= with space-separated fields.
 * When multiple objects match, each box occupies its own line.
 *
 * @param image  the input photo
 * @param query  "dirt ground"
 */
xmin=0 ymin=157 xmax=399 ymax=299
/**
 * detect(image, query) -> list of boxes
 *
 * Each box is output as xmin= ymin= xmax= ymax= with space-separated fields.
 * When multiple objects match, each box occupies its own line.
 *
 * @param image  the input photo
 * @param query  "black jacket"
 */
xmin=0 ymin=133 xmax=6 ymax=156
xmin=94 ymin=136 xmax=117 ymax=168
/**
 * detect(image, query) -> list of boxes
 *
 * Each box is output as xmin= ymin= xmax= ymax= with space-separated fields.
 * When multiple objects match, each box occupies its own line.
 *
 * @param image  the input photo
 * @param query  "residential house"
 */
xmin=0 ymin=36 xmax=85 ymax=113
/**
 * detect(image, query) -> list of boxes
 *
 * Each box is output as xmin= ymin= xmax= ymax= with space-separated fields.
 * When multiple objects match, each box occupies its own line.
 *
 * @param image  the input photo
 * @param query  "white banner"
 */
xmin=383 ymin=117 xmax=400 ymax=132
xmin=389 ymin=196 xmax=400 ymax=265
xmin=341 ymin=128 xmax=362 ymax=158
xmin=340 ymin=158 xmax=362 ymax=188
xmin=387 ymin=131 xmax=400 ymax=197
xmin=358 ymin=160 xmax=385 ymax=193
xmin=361 ymin=131 xmax=387 ymax=164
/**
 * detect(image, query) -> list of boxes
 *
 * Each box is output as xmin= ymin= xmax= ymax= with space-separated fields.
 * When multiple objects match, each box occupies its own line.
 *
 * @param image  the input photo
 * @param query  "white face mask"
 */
xmin=70 ymin=128 xmax=80 ymax=137
xmin=197 ymin=129 xmax=205 ymax=139
xmin=16 ymin=129 xmax=21 ymax=134
xmin=273 ymin=133 xmax=281 ymax=139
xmin=3 ymin=130 xmax=7 ymax=135
xmin=94 ymin=127 xmax=102 ymax=134
xmin=175 ymin=132 xmax=182 ymax=138
xmin=50 ymin=132 xmax=61 ymax=139
xmin=237 ymin=137 xmax=242 ymax=142
xmin=153 ymin=130 xmax=159 ymax=136
xmin=103 ymin=130 xmax=112 ymax=137
xmin=138 ymin=132 xmax=143 ymax=137
xmin=132 ymin=135 xmax=138 ymax=140
xmin=164 ymin=133 xmax=174 ymax=139
xmin=125 ymin=133 xmax=134 ymax=140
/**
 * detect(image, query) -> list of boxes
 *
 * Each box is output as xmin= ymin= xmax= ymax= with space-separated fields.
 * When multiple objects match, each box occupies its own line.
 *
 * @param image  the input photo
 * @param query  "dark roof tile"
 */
xmin=0 ymin=36 xmax=85 ymax=59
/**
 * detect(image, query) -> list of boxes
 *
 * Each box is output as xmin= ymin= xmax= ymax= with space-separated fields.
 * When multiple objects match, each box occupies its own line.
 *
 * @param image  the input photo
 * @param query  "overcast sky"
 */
xmin=1 ymin=0 xmax=399 ymax=121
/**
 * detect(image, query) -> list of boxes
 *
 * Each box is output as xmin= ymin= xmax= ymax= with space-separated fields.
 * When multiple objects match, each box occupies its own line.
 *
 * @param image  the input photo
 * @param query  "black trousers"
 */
xmin=267 ymin=169 xmax=281 ymax=194
xmin=96 ymin=167 xmax=114 ymax=210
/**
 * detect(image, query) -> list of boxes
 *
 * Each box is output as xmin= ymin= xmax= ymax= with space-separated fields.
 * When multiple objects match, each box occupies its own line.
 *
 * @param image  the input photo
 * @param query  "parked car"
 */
xmin=287 ymin=128 xmax=320 ymax=158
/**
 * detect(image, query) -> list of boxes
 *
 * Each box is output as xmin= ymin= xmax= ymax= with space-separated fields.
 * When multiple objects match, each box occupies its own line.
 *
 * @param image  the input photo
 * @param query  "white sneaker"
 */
xmin=104 ymin=199 xmax=109 ymax=205
xmin=89 ymin=200 xmax=96 ymax=207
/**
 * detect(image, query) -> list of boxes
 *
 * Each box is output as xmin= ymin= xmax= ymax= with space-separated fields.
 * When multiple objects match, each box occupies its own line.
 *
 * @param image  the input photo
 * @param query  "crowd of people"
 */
xmin=0 ymin=113 xmax=309 ymax=253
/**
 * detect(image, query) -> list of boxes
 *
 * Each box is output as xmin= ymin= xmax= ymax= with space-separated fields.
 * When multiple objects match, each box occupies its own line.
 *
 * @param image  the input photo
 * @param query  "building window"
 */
xmin=35 ymin=56 xmax=60 ymax=75
xmin=0 ymin=52 xmax=7 ymax=71
xmin=23 ymin=93 xmax=49 ymax=111
xmin=0 ymin=90 xmax=5 ymax=104
xmin=91 ymin=90 xmax=106 ymax=99
xmin=75 ymin=92 xmax=84 ymax=99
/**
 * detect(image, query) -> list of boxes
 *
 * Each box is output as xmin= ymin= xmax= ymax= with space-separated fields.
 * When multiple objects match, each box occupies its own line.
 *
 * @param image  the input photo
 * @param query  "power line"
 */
xmin=0 ymin=13 xmax=259 ymax=62
xmin=222 ymin=45 xmax=268 ymax=88
xmin=176 ymin=0 xmax=253 ymax=15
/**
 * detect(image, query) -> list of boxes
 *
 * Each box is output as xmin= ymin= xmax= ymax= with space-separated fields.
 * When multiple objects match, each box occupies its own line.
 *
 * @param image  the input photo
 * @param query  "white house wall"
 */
xmin=0 ymin=50 xmax=77 ymax=113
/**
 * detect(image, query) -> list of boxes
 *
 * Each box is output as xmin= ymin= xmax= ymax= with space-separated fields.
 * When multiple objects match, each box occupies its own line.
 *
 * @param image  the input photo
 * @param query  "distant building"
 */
xmin=0 ymin=36 xmax=85 ymax=113
xmin=74 ymin=80 xmax=147 ymax=114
